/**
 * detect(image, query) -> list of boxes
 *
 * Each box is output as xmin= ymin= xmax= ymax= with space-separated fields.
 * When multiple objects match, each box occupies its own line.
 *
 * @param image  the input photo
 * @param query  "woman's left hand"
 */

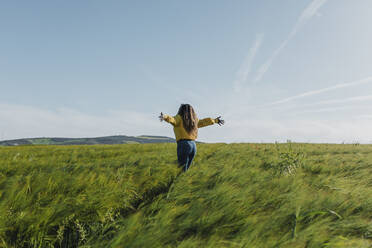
xmin=215 ymin=116 xmax=225 ymax=126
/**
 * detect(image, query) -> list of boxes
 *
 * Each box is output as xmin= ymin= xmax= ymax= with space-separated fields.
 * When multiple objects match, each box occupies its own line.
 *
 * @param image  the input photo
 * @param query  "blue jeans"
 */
xmin=177 ymin=140 xmax=196 ymax=171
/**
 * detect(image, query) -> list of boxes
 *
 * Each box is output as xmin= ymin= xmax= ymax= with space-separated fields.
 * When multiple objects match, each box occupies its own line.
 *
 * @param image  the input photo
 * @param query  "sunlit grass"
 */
xmin=0 ymin=143 xmax=371 ymax=247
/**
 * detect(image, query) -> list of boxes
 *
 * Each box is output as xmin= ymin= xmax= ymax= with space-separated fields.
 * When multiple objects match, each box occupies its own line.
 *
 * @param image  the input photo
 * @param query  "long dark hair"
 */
xmin=177 ymin=104 xmax=198 ymax=135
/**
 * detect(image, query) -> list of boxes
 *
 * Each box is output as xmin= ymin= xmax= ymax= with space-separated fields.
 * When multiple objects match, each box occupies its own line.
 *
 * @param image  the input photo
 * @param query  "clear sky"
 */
xmin=1 ymin=0 xmax=372 ymax=143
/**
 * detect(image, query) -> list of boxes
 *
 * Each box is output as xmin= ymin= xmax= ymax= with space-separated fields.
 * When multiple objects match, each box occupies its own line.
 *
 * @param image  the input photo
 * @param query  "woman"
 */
xmin=159 ymin=104 xmax=224 ymax=171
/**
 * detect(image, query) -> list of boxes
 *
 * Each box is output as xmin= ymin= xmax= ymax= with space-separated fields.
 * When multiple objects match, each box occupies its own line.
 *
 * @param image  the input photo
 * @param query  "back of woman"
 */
xmin=160 ymin=104 xmax=224 ymax=171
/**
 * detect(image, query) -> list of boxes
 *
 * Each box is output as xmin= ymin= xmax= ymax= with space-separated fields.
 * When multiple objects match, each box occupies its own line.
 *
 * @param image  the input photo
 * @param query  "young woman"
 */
xmin=159 ymin=104 xmax=224 ymax=171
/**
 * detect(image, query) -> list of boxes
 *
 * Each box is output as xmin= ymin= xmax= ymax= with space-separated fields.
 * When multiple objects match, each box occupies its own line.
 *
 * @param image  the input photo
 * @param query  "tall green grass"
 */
xmin=0 ymin=143 xmax=371 ymax=247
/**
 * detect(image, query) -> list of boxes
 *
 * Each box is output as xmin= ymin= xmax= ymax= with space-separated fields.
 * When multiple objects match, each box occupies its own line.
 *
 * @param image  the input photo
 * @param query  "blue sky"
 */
xmin=1 ymin=0 xmax=372 ymax=143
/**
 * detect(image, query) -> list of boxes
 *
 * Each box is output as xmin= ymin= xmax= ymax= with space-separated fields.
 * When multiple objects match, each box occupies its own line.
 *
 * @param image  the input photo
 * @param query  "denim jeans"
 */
xmin=177 ymin=140 xmax=196 ymax=171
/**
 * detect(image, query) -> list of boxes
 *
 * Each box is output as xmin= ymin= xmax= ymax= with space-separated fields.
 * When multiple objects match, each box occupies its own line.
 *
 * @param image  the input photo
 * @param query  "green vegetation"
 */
xmin=0 ymin=135 xmax=175 ymax=146
xmin=0 ymin=143 xmax=371 ymax=247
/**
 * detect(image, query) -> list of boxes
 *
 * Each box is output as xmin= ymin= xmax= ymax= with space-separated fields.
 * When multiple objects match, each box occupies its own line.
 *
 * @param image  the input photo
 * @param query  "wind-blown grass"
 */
xmin=0 ymin=143 xmax=371 ymax=247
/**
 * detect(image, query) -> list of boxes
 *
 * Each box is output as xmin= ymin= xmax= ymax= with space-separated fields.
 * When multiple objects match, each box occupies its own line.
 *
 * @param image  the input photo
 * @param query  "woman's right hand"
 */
xmin=159 ymin=112 xmax=164 ymax=122
xmin=215 ymin=116 xmax=225 ymax=126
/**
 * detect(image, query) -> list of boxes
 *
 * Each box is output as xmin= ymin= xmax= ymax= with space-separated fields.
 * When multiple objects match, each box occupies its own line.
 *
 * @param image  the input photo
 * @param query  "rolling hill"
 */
xmin=0 ymin=135 xmax=176 ymax=146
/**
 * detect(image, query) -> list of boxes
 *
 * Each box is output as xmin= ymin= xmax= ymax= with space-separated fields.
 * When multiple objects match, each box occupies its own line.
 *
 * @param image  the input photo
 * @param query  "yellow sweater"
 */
xmin=163 ymin=114 xmax=217 ymax=141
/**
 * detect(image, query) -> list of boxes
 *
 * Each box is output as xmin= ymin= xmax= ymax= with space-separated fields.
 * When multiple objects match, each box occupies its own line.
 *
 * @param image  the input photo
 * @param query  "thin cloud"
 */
xmin=299 ymin=0 xmax=328 ymax=22
xmin=357 ymin=114 xmax=372 ymax=120
xmin=253 ymin=0 xmax=328 ymax=83
xmin=302 ymin=94 xmax=372 ymax=107
xmin=0 ymin=103 xmax=165 ymax=140
xmin=266 ymin=94 xmax=372 ymax=113
xmin=233 ymin=33 xmax=264 ymax=92
xmin=291 ymin=105 xmax=372 ymax=115
xmin=212 ymin=118 xmax=372 ymax=144
xmin=267 ymin=76 xmax=372 ymax=106
xmin=2 ymin=103 xmax=372 ymax=144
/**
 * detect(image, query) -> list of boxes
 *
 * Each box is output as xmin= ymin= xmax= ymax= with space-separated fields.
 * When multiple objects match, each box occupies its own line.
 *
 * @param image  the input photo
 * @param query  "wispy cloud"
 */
xmin=357 ymin=114 xmax=372 ymax=120
xmin=290 ymin=105 xmax=372 ymax=115
xmin=302 ymin=94 xmax=372 ymax=107
xmin=0 ymin=103 xmax=166 ymax=140
xmin=253 ymin=0 xmax=328 ymax=83
xmin=298 ymin=0 xmax=328 ymax=22
xmin=2 ymin=102 xmax=372 ymax=144
xmin=233 ymin=33 xmax=264 ymax=92
xmin=264 ymin=94 xmax=372 ymax=113
xmin=208 ymin=117 xmax=372 ymax=144
xmin=267 ymin=76 xmax=372 ymax=106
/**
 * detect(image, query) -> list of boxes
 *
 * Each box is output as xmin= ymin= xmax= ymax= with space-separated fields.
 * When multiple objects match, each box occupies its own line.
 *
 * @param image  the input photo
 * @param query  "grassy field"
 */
xmin=0 ymin=143 xmax=371 ymax=247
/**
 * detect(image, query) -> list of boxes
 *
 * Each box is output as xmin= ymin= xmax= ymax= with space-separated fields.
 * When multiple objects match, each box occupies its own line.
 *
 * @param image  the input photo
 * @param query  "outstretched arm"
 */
xmin=198 ymin=116 xmax=225 ymax=128
xmin=159 ymin=112 xmax=179 ymax=126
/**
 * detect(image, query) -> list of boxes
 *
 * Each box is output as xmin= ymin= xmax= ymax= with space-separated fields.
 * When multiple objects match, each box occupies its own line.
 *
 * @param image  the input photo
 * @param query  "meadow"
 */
xmin=0 ymin=143 xmax=371 ymax=247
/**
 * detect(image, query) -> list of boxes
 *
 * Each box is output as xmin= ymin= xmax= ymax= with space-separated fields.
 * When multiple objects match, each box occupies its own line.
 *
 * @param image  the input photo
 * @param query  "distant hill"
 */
xmin=0 ymin=135 xmax=176 ymax=146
